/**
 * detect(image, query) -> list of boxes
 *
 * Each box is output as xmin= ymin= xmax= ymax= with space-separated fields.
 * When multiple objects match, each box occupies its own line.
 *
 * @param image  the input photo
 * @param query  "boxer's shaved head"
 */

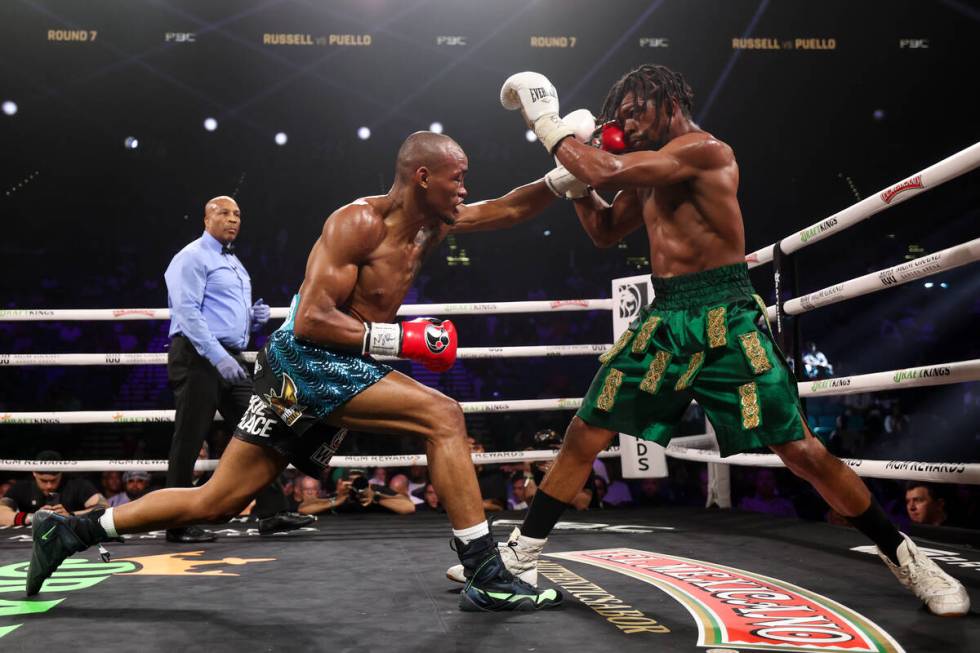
xmin=395 ymin=131 xmax=464 ymax=182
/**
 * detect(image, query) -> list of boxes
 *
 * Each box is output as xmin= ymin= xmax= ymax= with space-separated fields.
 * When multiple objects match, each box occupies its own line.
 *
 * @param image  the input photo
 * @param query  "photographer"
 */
xmin=0 ymin=451 xmax=108 ymax=526
xmin=300 ymin=468 xmax=414 ymax=516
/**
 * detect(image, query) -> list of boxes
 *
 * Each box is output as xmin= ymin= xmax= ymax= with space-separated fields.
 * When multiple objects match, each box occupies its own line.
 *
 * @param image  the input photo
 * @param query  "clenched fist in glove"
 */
xmin=363 ymin=317 xmax=458 ymax=373
xmin=500 ymin=71 xmax=574 ymax=154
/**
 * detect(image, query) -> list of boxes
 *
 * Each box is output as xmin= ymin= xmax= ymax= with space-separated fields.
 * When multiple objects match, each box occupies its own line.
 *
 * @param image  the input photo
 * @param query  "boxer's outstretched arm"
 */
xmin=554 ymin=132 xmax=731 ymax=191
xmin=450 ymin=180 xmax=556 ymax=234
xmin=573 ymin=189 xmax=644 ymax=248
xmin=293 ymin=204 xmax=384 ymax=350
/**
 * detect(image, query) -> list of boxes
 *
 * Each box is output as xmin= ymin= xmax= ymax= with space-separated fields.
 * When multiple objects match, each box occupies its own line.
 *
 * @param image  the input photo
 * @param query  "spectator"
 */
xmin=407 ymin=465 xmax=428 ymax=506
xmin=527 ymin=429 xmax=595 ymax=510
xmin=802 ymin=341 xmax=833 ymax=379
xmin=368 ymin=467 xmax=388 ymax=487
xmin=0 ymin=451 xmax=108 ymax=526
xmin=108 ymin=471 xmax=153 ymax=507
xmin=905 ymin=482 xmax=948 ymax=526
xmin=416 ymin=483 xmax=443 ymax=512
xmin=884 ymin=405 xmax=911 ymax=436
xmin=301 ymin=469 xmax=415 ymax=516
xmin=100 ymin=471 xmax=123 ymax=501
xmin=468 ymin=438 xmax=507 ymax=512
xmin=388 ymin=473 xmax=411 ymax=499
xmin=508 ymin=473 xmax=528 ymax=511
xmin=738 ymin=469 xmax=797 ymax=519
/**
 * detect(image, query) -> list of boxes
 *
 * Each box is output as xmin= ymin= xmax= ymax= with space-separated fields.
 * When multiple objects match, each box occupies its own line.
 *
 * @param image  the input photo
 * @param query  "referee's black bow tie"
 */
xmin=221 ymin=243 xmax=235 ymax=255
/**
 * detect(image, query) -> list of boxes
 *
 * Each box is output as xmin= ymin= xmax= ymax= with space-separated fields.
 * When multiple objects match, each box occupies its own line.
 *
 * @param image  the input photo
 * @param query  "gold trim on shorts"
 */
xmin=739 ymin=381 xmax=762 ymax=430
xmin=599 ymin=329 xmax=633 ymax=365
xmin=674 ymin=351 xmax=705 ymax=391
xmin=707 ymin=307 xmax=727 ymax=348
xmin=753 ymin=294 xmax=774 ymax=334
xmin=738 ymin=331 xmax=773 ymax=375
xmin=639 ymin=350 xmax=672 ymax=394
xmin=597 ymin=368 xmax=625 ymax=412
xmin=631 ymin=315 xmax=662 ymax=354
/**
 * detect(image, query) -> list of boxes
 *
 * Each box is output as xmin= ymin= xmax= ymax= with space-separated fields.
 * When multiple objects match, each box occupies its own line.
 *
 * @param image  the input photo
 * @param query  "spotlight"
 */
xmin=543 ymin=229 xmax=551 ymax=236
xmin=357 ymin=126 xmax=371 ymax=140
xmin=203 ymin=117 xmax=218 ymax=132
xmin=872 ymin=109 xmax=885 ymax=121
xmin=525 ymin=129 xmax=536 ymax=143
xmin=923 ymin=282 xmax=934 ymax=289
xmin=2 ymin=100 xmax=16 ymax=116
xmin=429 ymin=122 xmax=443 ymax=134
xmin=940 ymin=282 xmax=949 ymax=289
xmin=274 ymin=132 xmax=288 ymax=146
xmin=124 ymin=136 xmax=139 ymax=150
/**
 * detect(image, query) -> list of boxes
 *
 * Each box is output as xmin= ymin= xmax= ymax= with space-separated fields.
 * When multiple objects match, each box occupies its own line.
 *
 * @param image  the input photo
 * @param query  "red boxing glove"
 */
xmin=599 ymin=122 xmax=626 ymax=153
xmin=364 ymin=318 xmax=458 ymax=373
xmin=401 ymin=318 xmax=458 ymax=372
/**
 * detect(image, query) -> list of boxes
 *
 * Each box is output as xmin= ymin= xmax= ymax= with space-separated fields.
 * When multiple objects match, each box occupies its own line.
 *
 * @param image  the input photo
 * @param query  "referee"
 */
xmin=164 ymin=195 xmax=312 ymax=542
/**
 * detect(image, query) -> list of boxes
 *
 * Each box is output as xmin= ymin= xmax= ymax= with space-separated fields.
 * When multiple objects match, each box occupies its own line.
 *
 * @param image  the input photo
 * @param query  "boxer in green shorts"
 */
xmin=486 ymin=64 xmax=969 ymax=615
xmin=577 ymin=262 xmax=803 ymax=458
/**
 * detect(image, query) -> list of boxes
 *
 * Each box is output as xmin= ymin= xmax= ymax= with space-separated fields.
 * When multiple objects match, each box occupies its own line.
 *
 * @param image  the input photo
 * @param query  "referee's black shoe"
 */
xmin=258 ymin=511 xmax=315 ymax=534
xmin=166 ymin=526 xmax=216 ymax=543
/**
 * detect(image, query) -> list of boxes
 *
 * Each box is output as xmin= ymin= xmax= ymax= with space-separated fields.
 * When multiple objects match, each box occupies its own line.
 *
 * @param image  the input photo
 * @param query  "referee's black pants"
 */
xmin=166 ymin=335 xmax=287 ymax=518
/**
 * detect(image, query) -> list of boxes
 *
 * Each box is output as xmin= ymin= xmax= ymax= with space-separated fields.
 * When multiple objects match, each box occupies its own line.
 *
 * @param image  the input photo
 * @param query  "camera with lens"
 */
xmin=349 ymin=475 xmax=370 ymax=497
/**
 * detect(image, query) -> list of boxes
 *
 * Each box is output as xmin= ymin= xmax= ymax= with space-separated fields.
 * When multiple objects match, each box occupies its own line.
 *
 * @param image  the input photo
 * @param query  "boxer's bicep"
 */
xmin=600 ymin=138 xmax=730 ymax=189
xmin=574 ymin=189 xmax=643 ymax=247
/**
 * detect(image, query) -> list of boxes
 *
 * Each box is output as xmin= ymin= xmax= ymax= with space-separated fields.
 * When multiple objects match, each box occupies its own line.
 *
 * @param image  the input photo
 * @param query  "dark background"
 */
xmin=1 ymin=1 xmax=978 ymax=471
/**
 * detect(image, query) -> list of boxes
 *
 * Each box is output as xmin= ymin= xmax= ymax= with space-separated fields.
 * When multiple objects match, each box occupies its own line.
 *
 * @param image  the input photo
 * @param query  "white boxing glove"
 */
xmin=500 ymin=71 xmax=574 ymax=153
xmin=542 ymin=109 xmax=595 ymax=199
xmin=544 ymin=166 xmax=589 ymax=199
xmin=562 ymin=108 xmax=596 ymax=143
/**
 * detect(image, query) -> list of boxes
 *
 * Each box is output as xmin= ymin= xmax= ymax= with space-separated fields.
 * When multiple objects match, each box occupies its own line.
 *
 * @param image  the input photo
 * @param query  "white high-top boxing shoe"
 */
xmin=877 ymin=533 xmax=970 ymax=616
xmin=447 ymin=527 xmax=545 ymax=586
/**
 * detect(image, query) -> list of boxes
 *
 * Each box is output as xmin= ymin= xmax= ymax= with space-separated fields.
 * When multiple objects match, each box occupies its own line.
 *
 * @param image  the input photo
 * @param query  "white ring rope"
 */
xmin=2 ymin=359 xmax=977 ymax=426
xmin=0 ymin=398 xmax=585 ymax=425
xmin=0 ymin=344 xmax=612 ymax=366
xmin=0 ymin=299 xmax=614 ymax=322
xmin=762 ymin=237 xmax=980 ymax=322
xmin=746 ymin=141 xmax=980 ymax=268
xmin=0 ymin=448 xmax=623 ymax=473
xmin=664 ymin=443 xmax=980 ymax=485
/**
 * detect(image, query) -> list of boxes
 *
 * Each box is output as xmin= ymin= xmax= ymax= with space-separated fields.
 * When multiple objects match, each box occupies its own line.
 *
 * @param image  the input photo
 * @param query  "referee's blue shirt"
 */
xmin=165 ymin=231 xmax=252 ymax=365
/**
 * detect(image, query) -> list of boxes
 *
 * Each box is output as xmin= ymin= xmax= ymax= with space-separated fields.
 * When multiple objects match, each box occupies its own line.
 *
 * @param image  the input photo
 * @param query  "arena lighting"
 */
xmin=543 ymin=229 xmax=552 ymax=236
xmin=525 ymin=129 xmax=536 ymax=142
xmin=357 ymin=126 xmax=371 ymax=140
xmin=123 ymin=136 xmax=139 ymax=150
xmin=1 ymin=100 xmax=16 ymax=116
xmin=940 ymin=282 xmax=949 ymax=289
xmin=429 ymin=121 xmax=443 ymax=134
xmin=923 ymin=282 xmax=934 ymax=288
xmin=873 ymin=109 xmax=886 ymax=121
xmin=274 ymin=132 xmax=288 ymax=146
xmin=203 ymin=117 xmax=217 ymax=131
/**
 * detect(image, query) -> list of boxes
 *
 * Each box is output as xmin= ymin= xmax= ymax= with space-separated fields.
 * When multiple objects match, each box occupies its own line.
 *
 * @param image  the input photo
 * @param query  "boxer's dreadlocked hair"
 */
xmin=599 ymin=64 xmax=694 ymax=126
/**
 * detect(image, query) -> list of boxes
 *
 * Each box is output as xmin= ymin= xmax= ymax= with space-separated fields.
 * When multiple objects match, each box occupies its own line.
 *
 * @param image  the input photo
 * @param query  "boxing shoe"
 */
xmin=27 ymin=510 xmax=103 ymax=596
xmin=258 ymin=511 xmax=315 ymax=534
xmin=455 ymin=532 xmax=560 ymax=612
xmin=447 ymin=527 xmax=544 ymax=586
xmin=877 ymin=533 xmax=970 ymax=616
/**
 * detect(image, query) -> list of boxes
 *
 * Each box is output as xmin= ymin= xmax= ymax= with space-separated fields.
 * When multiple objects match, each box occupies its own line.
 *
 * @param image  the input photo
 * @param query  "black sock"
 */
xmin=73 ymin=509 xmax=109 ymax=546
xmin=846 ymin=499 xmax=903 ymax=564
xmin=521 ymin=491 xmax=570 ymax=539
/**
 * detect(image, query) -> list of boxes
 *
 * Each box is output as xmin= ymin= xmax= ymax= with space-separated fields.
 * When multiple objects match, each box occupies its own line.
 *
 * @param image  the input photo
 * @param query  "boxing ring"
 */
xmin=1 ymin=141 xmax=979 ymax=651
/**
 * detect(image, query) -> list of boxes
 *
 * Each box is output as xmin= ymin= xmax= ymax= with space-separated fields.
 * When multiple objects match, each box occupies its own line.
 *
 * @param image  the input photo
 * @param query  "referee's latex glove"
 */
xmin=250 ymin=298 xmax=271 ymax=327
xmin=216 ymin=356 xmax=248 ymax=383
